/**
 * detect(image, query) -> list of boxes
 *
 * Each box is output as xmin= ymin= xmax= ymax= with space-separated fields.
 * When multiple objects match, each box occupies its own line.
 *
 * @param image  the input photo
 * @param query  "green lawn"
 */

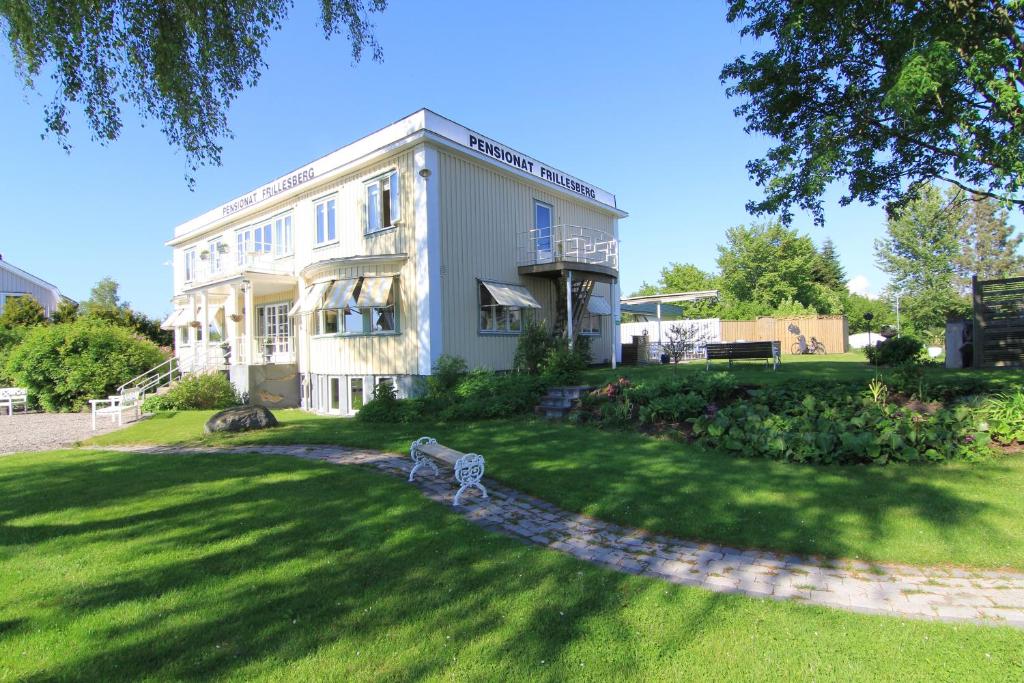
xmin=90 ymin=408 xmax=1024 ymax=571
xmin=2 ymin=449 xmax=1022 ymax=681
xmin=583 ymin=352 xmax=1024 ymax=389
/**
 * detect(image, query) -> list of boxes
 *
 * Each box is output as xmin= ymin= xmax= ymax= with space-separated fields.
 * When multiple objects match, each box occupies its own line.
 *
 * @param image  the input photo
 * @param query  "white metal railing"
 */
xmin=186 ymin=249 xmax=291 ymax=285
xmin=517 ymin=225 xmax=618 ymax=270
xmin=196 ymin=335 xmax=295 ymax=366
xmin=117 ymin=356 xmax=181 ymax=397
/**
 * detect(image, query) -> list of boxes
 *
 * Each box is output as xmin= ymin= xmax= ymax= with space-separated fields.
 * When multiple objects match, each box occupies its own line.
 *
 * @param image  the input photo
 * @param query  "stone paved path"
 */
xmin=95 ymin=443 xmax=1024 ymax=629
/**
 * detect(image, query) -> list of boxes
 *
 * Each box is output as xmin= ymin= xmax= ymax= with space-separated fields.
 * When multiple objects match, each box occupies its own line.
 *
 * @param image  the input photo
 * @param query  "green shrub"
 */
xmin=514 ymin=321 xmax=555 ymax=374
xmin=0 ymin=325 xmax=26 ymax=385
xmin=426 ymin=354 xmax=468 ymax=398
xmin=865 ymin=336 xmax=924 ymax=366
xmin=356 ymin=380 xmax=415 ymax=423
xmin=539 ymin=339 xmax=590 ymax=386
xmin=7 ymin=319 xmax=165 ymax=411
xmin=443 ymin=369 xmax=545 ymax=420
xmin=979 ymin=391 xmax=1024 ymax=444
xmin=692 ymin=390 xmax=991 ymax=465
xmin=141 ymin=372 xmax=242 ymax=412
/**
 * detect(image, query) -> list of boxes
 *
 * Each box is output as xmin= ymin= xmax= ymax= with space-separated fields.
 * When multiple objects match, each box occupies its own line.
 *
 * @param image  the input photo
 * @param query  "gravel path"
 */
xmin=0 ymin=412 xmax=129 ymax=455
xmin=95 ymin=442 xmax=1024 ymax=629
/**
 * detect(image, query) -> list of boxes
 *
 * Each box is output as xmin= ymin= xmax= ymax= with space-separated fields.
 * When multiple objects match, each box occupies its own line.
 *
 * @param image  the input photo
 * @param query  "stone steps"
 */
xmin=534 ymin=385 xmax=593 ymax=419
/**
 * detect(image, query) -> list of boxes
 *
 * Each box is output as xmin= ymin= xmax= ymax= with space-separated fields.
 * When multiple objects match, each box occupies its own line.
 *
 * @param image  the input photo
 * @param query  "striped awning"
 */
xmin=356 ymin=276 xmax=396 ymax=307
xmin=480 ymin=280 xmax=541 ymax=309
xmin=160 ymin=308 xmax=186 ymax=330
xmin=289 ymin=281 xmax=330 ymax=316
xmin=324 ymin=279 xmax=359 ymax=309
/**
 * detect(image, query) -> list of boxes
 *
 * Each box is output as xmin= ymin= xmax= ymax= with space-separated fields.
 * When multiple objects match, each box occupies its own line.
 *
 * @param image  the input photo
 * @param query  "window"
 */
xmin=365 ymin=170 xmax=400 ymax=234
xmin=375 ymin=376 xmax=398 ymax=399
xmin=329 ymin=377 xmax=342 ymax=413
xmin=315 ymin=197 xmax=337 ymax=245
xmin=184 ymin=248 xmax=196 ymax=282
xmin=207 ymin=237 xmax=226 ymax=273
xmin=349 ymin=377 xmax=365 ymax=413
xmin=237 ymin=213 xmax=291 ymax=265
xmin=274 ymin=214 xmax=293 ymax=257
xmin=315 ymin=277 xmax=398 ymax=336
xmin=579 ymin=312 xmax=601 ymax=336
xmin=479 ymin=283 xmax=523 ymax=334
xmin=177 ymin=325 xmax=191 ymax=346
xmin=534 ymin=200 xmax=553 ymax=257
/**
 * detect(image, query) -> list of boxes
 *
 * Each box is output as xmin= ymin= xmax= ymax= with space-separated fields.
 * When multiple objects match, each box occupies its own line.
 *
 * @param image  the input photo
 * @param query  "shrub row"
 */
xmin=142 ymin=372 xmax=243 ymax=412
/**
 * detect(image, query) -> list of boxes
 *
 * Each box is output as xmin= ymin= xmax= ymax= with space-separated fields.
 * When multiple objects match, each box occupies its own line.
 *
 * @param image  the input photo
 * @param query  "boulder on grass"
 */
xmin=205 ymin=405 xmax=278 ymax=434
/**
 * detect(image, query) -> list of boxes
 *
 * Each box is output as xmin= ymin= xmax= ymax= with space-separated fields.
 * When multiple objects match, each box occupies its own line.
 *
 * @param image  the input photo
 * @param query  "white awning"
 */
xmin=324 ymin=279 xmax=358 ymax=309
xmin=356 ymin=276 xmax=395 ymax=307
xmin=160 ymin=308 xmax=185 ymax=330
xmin=587 ymin=295 xmax=612 ymax=315
xmin=481 ymin=280 xmax=541 ymax=309
xmin=290 ymin=281 xmax=330 ymax=316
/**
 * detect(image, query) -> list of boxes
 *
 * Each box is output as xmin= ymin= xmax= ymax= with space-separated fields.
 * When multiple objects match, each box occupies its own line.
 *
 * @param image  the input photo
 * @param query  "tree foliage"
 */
xmin=80 ymin=277 xmax=172 ymax=347
xmin=955 ymin=193 xmax=1024 ymax=286
xmin=0 ymin=294 xmax=46 ymax=327
xmin=874 ymin=184 xmax=970 ymax=339
xmin=722 ymin=1 xmax=1024 ymax=223
xmin=1 ymin=1 xmax=387 ymax=182
xmin=633 ymin=263 xmax=721 ymax=318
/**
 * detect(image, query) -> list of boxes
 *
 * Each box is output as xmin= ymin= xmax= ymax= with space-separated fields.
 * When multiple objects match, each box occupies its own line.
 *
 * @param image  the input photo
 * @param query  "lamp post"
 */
xmin=864 ymin=312 xmax=874 ymax=349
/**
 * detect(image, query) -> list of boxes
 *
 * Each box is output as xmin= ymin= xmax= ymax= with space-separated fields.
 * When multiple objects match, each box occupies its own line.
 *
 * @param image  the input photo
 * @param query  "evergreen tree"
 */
xmin=956 ymin=194 xmax=1024 ymax=288
xmin=0 ymin=295 xmax=46 ymax=327
xmin=812 ymin=239 xmax=847 ymax=291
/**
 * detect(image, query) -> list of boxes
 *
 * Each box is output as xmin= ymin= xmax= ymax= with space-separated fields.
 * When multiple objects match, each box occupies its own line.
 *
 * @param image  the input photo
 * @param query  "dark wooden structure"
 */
xmin=972 ymin=275 xmax=1024 ymax=368
xmin=705 ymin=341 xmax=781 ymax=371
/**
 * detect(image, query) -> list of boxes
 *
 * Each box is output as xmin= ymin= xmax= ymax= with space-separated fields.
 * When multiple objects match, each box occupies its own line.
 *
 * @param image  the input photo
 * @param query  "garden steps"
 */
xmin=535 ymin=385 xmax=593 ymax=419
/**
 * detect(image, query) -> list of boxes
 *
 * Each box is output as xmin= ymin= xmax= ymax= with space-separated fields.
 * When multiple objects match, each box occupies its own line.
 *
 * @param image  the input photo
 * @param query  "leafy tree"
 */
xmin=715 ymin=222 xmax=832 ymax=315
xmin=1 ymin=1 xmax=387 ymax=182
xmin=874 ymin=184 xmax=969 ymax=340
xmin=632 ymin=263 xmax=721 ymax=318
xmin=80 ymin=277 xmax=171 ymax=346
xmin=722 ymin=1 xmax=1024 ymax=223
xmin=845 ymin=293 xmax=896 ymax=334
xmin=51 ymin=298 xmax=79 ymax=324
xmin=955 ymin=193 xmax=1024 ymax=287
xmin=0 ymin=295 xmax=46 ymax=327
xmin=6 ymin=318 xmax=164 ymax=411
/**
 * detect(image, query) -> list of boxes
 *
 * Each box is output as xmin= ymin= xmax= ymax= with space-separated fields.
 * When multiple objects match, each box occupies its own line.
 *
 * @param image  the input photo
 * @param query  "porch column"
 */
xmin=566 ymin=270 xmax=574 ymax=349
xmin=656 ymin=302 xmax=663 ymax=344
xmin=227 ymin=284 xmax=240 ymax=364
xmin=244 ymin=282 xmax=256 ymax=366
xmin=199 ymin=290 xmax=209 ymax=363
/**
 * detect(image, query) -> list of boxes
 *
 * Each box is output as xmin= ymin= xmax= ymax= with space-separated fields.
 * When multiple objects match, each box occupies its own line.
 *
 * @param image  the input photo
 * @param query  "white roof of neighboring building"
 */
xmin=169 ymin=109 xmax=625 ymax=246
xmin=0 ymin=256 xmax=67 ymax=300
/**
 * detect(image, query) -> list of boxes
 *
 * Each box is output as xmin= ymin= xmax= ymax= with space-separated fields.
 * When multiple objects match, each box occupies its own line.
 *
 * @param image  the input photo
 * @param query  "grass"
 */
xmin=2 ymin=449 xmax=1022 ymax=680
xmin=582 ymin=351 xmax=1024 ymax=389
xmin=90 ymin=408 xmax=1024 ymax=571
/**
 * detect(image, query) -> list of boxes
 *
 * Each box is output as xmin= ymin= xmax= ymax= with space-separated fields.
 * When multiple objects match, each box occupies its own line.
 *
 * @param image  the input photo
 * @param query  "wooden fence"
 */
xmin=720 ymin=316 xmax=849 ymax=354
xmin=972 ymin=275 xmax=1024 ymax=368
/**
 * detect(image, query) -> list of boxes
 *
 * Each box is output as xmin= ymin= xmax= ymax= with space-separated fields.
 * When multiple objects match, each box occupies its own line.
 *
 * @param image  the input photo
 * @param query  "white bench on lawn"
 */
xmin=0 ymin=388 xmax=28 ymax=416
xmin=90 ymin=389 xmax=144 ymax=430
xmin=408 ymin=437 xmax=488 ymax=506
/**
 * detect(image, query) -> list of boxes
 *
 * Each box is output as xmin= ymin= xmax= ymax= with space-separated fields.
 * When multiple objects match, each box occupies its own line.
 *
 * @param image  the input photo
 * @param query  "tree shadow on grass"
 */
xmin=0 ymin=451 xmax=733 ymax=680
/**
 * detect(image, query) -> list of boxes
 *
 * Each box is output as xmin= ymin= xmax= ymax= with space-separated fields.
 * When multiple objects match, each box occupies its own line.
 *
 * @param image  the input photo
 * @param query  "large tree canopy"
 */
xmin=722 ymin=1 xmax=1024 ymax=224
xmin=1 ymin=1 xmax=387 ymax=182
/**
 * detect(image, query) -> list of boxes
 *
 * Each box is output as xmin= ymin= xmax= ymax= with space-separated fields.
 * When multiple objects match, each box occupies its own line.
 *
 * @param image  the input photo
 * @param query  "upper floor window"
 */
xmin=184 ymin=248 xmax=196 ymax=282
xmin=237 ymin=213 xmax=292 ymax=264
xmin=315 ymin=197 xmax=337 ymax=245
xmin=205 ymin=237 xmax=226 ymax=273
xmin=365 ymin=170 xmax=400 ymax=234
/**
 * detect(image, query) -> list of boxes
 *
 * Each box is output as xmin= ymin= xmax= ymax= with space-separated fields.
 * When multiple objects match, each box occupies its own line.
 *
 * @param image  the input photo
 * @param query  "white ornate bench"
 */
xmin=409 ymin=437 xmax=488 ymax=506
xmin=0 ymin=388 xmax=27 ymax=416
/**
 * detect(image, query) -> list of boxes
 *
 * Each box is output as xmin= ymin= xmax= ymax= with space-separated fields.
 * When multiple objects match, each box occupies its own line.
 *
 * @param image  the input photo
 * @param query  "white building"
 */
xmin=0 ymin=254 xmax=69 ymax=317
xmin=165 ymin=109 xmax=626 ymax=414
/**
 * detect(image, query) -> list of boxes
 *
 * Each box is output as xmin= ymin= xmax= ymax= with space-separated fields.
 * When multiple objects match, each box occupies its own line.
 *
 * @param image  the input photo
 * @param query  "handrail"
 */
xmin=118 ymin=357 xmax=178 ymax=393
xmin=517 ymin=224 xmax=618 ymax=270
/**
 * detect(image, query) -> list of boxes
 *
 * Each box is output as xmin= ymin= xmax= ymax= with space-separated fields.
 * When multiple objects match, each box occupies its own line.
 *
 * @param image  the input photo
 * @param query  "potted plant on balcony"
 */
xmin=229 ymin=313 xmax=243 ymax=323
xmin=189 ymin=320 xmax=201 ymax=329
xmin=199 ymin=249 xmax=210 ymax=260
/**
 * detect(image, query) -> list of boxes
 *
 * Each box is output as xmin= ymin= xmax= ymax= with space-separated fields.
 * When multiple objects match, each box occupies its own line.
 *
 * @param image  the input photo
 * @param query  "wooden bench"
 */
xmin=90 ymin=389 xmax=144 ymax=430
xmin=705 ymin=341 xmax=781 ymax=371
xmin=408 ymin=437 xmax=488 ymax=506
xmin=0 ymin=388 xmax=27 ymax=416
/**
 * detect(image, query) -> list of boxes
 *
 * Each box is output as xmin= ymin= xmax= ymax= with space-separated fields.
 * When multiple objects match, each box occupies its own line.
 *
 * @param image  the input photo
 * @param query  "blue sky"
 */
xmin=1 ymin=1 xmax=897 ymax=317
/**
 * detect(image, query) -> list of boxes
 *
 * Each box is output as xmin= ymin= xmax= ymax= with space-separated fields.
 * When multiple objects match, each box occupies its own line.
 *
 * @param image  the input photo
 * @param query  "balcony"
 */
xmin=516 ymin=225 xmax=618 ymax=281
xmin=185 ymin=249 xmax=293 ymax=289
xmin=178 ymin=335 xmax=295 ymax=372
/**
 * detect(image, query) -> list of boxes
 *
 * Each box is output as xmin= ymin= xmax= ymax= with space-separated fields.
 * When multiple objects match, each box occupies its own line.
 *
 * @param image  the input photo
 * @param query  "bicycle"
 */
xmin=791 ymin=337 xmax=827 ymax=355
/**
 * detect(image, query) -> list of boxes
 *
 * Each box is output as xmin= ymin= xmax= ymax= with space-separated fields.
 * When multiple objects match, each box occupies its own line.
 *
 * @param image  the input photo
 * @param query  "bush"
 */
xmin=6 ymin=319 xmax=165 ymax=411
xmin=0 ymin=325 xmax=26 ymax=386
xmin=979 ymin=391 xmax=1024 ymax=444
xmin=514 ymin=321 xmax=555 ymax=374
xmin=865 ymin=336 xmax=924 ymax=366
xmin=576 ymin=374 xmax=741 ymax=427
xmin=426 ymin=354 xmax=468 ymax=398
xmin=141 ymin=372 xmax=242 ymax=412
xmin=442 ymin=369 xmax=545 ymax=420
xmin=692 ymin=389 xmax=991 ymax=465
xmin=539 ymin=339 xmax=590 ymax=386
xmin=356 ymin=380 xmax=415 ymax=423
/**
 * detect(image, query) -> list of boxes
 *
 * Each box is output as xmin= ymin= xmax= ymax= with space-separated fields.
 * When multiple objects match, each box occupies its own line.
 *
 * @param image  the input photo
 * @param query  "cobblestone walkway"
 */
xmin=97 ymin=443 xmax=1024 ymax=629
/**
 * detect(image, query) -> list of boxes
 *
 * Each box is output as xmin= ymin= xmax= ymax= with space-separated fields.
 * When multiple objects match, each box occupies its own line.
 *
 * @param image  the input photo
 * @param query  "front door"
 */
xmin=258 ymin=303 xmax=292 ymax=362
xmin=534 ymin=200 xmax=553 ymax=263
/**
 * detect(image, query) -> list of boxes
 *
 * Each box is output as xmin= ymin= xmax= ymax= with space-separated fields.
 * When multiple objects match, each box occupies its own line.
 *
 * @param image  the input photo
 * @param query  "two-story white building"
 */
xmin=164 ymin=109 xmax=626 ymax=414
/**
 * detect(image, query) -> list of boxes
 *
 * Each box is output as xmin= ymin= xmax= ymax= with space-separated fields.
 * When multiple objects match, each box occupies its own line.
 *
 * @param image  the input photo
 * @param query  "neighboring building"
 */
xmin=0 ymin=254 xmax=70 ymax=317
xmin=164 ymin=109 xmax=626 ymax=414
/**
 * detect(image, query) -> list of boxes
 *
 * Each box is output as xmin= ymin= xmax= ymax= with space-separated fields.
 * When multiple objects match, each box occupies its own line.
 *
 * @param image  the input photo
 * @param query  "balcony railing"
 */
xmin=185 ymin=249 xmax=292 ymax=286
xmin=178 ymin=335 xmax=295 ymax=371
xmin=517 ymin=225 xmax=618 ymax=271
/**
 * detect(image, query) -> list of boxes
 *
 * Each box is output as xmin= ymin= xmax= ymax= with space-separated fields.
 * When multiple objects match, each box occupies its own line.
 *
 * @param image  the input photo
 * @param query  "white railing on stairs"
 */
xmin=117 ymin=356 xmax=182 ymax=397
